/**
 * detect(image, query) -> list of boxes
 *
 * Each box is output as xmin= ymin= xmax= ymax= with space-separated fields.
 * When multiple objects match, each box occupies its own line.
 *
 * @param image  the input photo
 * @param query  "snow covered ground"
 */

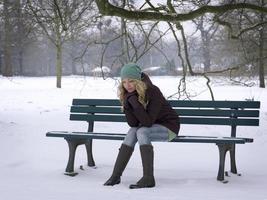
xmin=0 ymin=76 xmax=266 ymax=200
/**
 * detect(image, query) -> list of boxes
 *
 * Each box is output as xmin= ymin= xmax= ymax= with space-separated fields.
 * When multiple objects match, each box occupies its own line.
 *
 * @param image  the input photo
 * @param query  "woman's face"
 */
xmin=122 ymin=79 xmax=136 ymax=93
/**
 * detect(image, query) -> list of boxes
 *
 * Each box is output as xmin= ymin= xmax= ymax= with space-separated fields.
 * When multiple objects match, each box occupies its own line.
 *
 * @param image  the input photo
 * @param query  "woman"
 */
xmin=104 ymin=63 xmax=180 ymax=189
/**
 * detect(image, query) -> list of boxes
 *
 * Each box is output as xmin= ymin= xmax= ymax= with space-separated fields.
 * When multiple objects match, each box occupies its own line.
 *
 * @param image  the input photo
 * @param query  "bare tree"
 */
xmin=26 ymin=0 xmax=94 ymax=88
xmin=1 ymin=0 xmax=38 ymax=76
xmin=95 ymin=0 xmax=267 ymax=22
xmin=93 ymin=8 xmax=171 ymax=78
xmin=3 ymin=0 xmax=13 ymax=76
xmin=258 ymin=1 xmax=266 ymax=88
xmin=192 ymin=15 xmax=219 ymax=72
xmin=95 ymin=0 xmax=267 ymax=96
xmin=215 ymin=0 xmax=266 ymax=88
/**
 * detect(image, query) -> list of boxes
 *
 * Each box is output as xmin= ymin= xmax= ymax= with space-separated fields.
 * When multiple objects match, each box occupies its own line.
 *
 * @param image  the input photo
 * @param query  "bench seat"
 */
xmin=46 ymin=131 xmax=253 ymax=144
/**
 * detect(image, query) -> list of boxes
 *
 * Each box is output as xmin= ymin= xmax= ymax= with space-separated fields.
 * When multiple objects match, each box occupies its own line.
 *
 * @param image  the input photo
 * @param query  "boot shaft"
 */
xmin=128 ymin=144 xmax=155 ymax=189
xmin=140 ymin=145 xmax=154 ymax=177
xmin=112 ymin=144 xmax=134 ymax=177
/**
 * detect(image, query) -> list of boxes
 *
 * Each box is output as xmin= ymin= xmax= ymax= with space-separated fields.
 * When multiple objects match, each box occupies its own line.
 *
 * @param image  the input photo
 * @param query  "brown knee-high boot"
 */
xmin=129 ymin=144 xmax=155 ymax=189
xmin=104 ymin=144 xmax=134 ymax=186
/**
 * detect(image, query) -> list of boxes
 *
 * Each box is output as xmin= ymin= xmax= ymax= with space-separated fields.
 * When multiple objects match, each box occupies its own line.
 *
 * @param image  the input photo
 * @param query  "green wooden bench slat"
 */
xmin=171 ymin=136 xmax=247 ymax=144
xmin=174 ymin=135 xmax=253 ymax=143
xmin=47 ymin=131 xmax=126 ymax=140
xmin=176 ymin=109 xmax=259 ymax=117
xmin=71 ymin=106 xmax=122 ymax=114
xmin=73 ymin=99 xmax=260 ymax=109
xmin=70 ymin=114 xmax=259 ymax=126
xmin=180 ymin=117 xmax=259 ymax=126
xmin=73 ymin=99 xmax=121 ymax=106
xmin=46 ymin=131 xmax=252 ymax=144
xmin=169 ymin=100 xmax=260 ymax=108
xmin=70 ymin=114 xmax=126 ymax=122
xmin=70 ymin=106 xmax=259 ymax=117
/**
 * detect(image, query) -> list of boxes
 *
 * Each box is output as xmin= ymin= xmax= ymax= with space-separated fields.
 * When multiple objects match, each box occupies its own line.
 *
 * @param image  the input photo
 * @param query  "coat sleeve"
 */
xmin=124 ymin=108 xmax=139 ymax=127
xmin=129 ymin=86 xmax=163 ymax=127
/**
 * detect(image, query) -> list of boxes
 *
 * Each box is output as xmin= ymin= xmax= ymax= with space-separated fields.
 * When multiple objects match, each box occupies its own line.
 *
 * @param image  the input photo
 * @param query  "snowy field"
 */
xmin=0 ymin=75 xmax=266 ymax=200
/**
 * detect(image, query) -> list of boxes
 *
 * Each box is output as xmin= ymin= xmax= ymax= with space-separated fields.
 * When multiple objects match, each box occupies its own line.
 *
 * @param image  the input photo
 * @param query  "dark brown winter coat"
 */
xmin=123 ymin=73 xmax=180 ymax=135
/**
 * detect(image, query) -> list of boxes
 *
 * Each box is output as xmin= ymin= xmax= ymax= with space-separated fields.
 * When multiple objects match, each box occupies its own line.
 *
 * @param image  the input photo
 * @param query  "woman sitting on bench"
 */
xmin=104 ymin=63 xmax=180 ymax=189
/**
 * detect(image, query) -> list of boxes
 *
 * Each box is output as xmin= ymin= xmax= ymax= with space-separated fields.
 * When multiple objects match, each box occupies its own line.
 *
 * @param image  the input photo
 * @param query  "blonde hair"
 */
xmin=118 ymin=79 xmax=148 ymax=109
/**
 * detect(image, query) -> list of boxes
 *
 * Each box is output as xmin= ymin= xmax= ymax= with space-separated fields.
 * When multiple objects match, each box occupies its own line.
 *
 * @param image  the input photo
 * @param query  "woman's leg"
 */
xmin=136 ymin=124 xmax=169 ymax=145
xmin=104 ymin=127 xmax=138 ymax=186
xmin=122 ymin=127 xmax=138 ymax=148
xmin=129 ymin=124 xmax=169 ymax=189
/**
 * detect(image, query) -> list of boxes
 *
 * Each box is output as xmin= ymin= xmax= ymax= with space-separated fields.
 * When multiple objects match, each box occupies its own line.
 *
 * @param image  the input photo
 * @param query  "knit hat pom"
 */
xmin=120 ymin=63 xmax=142 ymax=80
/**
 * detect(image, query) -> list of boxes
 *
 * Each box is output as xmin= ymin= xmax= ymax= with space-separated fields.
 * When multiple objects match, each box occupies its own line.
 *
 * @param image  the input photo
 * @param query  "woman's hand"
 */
xmin=124 ymin=91 xmax=139 ymax=110
xmin=124 ymin=91 xmax=137 ymax=100
xmin=126 ymin=92 xmax=141 ymax=109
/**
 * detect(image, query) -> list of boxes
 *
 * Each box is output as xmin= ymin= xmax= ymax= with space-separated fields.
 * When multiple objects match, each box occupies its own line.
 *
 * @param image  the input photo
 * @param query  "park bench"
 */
xmin=46 ymin=98 xmax=260 ymax=183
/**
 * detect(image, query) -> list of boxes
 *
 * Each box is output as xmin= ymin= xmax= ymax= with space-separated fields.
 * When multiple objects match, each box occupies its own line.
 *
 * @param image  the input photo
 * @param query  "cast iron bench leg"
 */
xmin=85 ymin=139 xmax=95 ymax=167
xmin=216 ymin=144 xmax=231 ymax=183
xmin=229 ymin=145 xmax=238 ymax=174
xmin=64 ymin=139 xmax=86 ymax=175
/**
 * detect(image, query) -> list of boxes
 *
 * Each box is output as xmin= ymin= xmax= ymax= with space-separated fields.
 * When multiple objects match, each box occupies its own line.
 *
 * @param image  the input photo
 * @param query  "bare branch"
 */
xmin=215 ymin=16 xmax=267 ymax=39
xmin=95 ymin=0 xmax=267 ymax=22
xmin=53 ymin=0 xmax=67 ymax=31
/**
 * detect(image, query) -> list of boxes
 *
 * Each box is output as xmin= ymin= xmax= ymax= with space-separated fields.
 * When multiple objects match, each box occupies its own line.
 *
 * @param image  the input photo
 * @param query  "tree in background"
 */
xmin=214 ymin=0 xmax=266 ymax=88
xmin=239 ymin=0 xmax=266 ymax=88
xmin=95 ymin=0 xmax=267 ymax=97
xmin=1 ymin=0 xmax=31 ymax=76
xmin=0 ymin=0 xmax=265 ymax=92
xmin=26 ymin=0 xmax=94 ymax=88
xmin=94 ymin=12 xmax=170 ymax=77
xmin=2 ymin=0 xmax=13 ymax=76
xmin=192 ymin=16 xmax=219 ymax=72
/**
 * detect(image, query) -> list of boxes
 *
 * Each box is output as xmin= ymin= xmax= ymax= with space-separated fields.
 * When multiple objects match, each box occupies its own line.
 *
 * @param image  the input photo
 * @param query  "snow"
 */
xmin=143 ymin=66 xmax=161 ymax=71
xmin=0 ymin=75 xmax=267 ymax=200
xmin=91 ymin=66 xmax=111 ymax=73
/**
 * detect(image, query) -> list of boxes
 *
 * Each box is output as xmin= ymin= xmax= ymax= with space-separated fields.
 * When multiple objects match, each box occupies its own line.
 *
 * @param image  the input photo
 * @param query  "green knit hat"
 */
xmin=120 ymin=63 xmax=142 ymax=80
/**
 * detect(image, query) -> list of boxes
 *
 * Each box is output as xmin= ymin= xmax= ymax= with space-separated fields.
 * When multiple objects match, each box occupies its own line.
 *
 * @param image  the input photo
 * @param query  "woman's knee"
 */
xmin=123 ymin=127 xmax=138 ymax=147
xmin=136 ymin=127 xmax=151 ymax=145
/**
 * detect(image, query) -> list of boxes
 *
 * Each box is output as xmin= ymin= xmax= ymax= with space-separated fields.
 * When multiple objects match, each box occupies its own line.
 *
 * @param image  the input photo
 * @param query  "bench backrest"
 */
xmin=70 ymin=99 xmax=260 ymax=136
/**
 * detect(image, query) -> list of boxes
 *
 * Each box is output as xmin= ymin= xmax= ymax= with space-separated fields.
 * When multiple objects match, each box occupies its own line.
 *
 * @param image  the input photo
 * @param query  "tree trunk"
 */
xmin=203 ymin=41 xmax=211 ymax=72
xmin=121 ymin=18 xmax=128 ymax=64
xmin=258 ymin=8 xmax=265 ymax=88
xmin=3 ymin=0 xmax=13 ymax=77
xmin=54 ymin=2 xmax=62 ymax=88
xmin=71 ymin=32 xmax=77 ymax=75
xmin=70 ymin=0 xmax=77 ymax=75
xmin=0 ymin=27 xmax=2 ymax=75
xmin=203 ymin=40 xmax=211 ymax=72
xmin=56 ymin=43 xmax=62 ymax=88
xmin=120 ymin=0 xmax=128 ymax=64
xmin=16 ymin=0 xmax=23 ymax=75
xmin=200 ymin=24 xmax=211 ymax=72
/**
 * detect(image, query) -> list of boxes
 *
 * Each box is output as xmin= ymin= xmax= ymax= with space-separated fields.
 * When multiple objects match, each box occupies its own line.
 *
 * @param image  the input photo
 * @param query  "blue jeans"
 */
xmin=122 ymin=124 xmax=169 ymax=147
